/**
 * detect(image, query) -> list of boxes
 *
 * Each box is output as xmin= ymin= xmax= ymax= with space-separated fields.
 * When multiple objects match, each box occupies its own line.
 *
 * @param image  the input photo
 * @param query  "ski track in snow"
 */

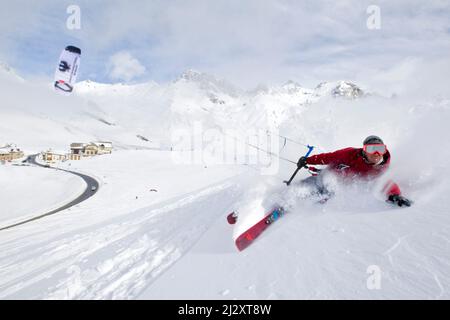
xmin=380 ymin=230 xmax=449 ymax=299
xmin=0 ymin=178 xmax=240 ymax=299
xmin=383 ymin=235 xmax=409 ymax=265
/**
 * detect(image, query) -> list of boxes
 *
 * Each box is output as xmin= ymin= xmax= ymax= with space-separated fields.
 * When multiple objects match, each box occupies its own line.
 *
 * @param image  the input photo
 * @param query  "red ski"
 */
xmin=233 ymin=207 xmax=285 ymax=251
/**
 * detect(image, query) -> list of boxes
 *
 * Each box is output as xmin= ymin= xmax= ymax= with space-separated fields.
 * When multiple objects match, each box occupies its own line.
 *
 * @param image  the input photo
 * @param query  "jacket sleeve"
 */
xmin=306 ymin=148 xmax=354 ymax=165
xmin=382 ymin=180 xmax=401 ymax=197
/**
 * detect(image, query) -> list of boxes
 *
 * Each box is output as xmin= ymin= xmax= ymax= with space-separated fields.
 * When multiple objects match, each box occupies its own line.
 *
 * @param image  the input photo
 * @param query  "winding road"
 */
xmin=0 ymin=155 xmax=99 ymax=231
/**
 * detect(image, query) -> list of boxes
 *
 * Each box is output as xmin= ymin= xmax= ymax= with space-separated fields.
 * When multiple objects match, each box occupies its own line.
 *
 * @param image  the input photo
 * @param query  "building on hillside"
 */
xmin=69 ymin=141 xmax=113 ymax=158
xmin=42 ymin=150 xmax=67 ymax=163
xmin=68 ymin=153 xmax=81 ymax=160
xmin=92 ymin=141 xmax=113 ymax=154
xmin=70 ymin=143 xmax=86 ymax=156
xmin=0 ymin=148 xmax=25 ymax=162
xmin=83 ymin=144 xmax=98 ymax=156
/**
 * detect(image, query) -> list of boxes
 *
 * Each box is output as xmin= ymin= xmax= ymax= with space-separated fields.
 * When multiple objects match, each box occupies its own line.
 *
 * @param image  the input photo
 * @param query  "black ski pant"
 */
xmin=299 ymin=175 xmax=333 ymax=197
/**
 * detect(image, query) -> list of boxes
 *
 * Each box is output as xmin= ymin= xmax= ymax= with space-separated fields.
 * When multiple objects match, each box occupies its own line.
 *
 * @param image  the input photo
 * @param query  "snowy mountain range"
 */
xmin=0 ymin=61 xmax=370 ymax=153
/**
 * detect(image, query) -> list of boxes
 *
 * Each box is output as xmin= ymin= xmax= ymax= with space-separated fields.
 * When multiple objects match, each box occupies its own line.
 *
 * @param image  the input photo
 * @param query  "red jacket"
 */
xmin=306 ymin=147 xmax=401 ymax=197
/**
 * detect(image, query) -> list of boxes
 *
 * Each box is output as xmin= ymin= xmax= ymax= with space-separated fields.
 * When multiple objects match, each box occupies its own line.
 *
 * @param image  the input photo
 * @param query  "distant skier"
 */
xmin=297 ymin=135 xmax=412 ymax=207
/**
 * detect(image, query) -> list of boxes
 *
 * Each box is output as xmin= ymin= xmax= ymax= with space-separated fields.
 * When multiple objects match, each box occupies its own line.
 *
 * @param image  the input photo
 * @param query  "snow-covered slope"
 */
xmin=0 ymin=164 xmax=85 ymax=227
xmin=1 ymin=63 xmax=450 ymax=299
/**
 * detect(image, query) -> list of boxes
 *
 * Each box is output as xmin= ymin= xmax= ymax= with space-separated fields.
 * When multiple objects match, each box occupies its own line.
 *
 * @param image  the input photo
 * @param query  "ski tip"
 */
xmin=235 ymin=240 xmax=248 ymax=251
xmin=235 ymin=233 xmax=253 ymax=251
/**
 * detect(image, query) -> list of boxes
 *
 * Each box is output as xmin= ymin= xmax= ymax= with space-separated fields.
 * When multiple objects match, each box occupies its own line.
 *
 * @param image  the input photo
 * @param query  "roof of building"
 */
xmin=92 ymin=141 xmax=113 ymax=147
xmin=44 ymin=150 xmax=67 ymax=155
xmin=70 ymin=143 xmax=86 ymax=148
xmin=0 ymin=148 xmax=22 ymax=154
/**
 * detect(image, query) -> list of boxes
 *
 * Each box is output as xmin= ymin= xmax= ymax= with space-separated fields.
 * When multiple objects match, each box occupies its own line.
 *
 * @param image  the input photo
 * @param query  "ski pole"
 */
xmin=283 ymin=145 xmax=314 ymax=186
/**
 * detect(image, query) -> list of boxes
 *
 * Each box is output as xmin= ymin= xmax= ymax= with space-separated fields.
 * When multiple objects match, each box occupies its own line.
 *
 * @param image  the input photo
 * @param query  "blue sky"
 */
xmin=1 ymin=0 xmax=449 ymax=92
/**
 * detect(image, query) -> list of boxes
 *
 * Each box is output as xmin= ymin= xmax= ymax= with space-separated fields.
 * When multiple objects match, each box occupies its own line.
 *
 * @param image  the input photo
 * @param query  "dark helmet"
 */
xmin=363 ymin=135 xmax=384 ymax=145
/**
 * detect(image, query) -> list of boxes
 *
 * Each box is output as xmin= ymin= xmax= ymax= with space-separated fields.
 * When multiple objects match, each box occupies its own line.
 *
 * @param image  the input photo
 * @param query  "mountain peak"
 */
xmin=248 ymin=83 xmax=270 ymax=95
xmin=282 ymin=80 xmax=302 ymax=88
xmin=177 ymin=69 xmax=226 ymax=85
xmin=314 ymin=80 xmax=364 ymax=99
xmin=280 ymin=80 xmax=307 ymax=94
xmin=331 ymin=81 xmax=364 ymax=99
xmin=176 ymin=69 xmax=241 ymax=97
xmin=179 ymin=69 xmax=203 ymax=81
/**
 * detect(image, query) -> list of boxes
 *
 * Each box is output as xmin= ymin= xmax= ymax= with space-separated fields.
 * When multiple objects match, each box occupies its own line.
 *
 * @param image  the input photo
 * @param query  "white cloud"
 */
xmin=107 ymin=51 xmax=146 ymax=82
xmin=0 ymin=0 xmax=449 ymax=92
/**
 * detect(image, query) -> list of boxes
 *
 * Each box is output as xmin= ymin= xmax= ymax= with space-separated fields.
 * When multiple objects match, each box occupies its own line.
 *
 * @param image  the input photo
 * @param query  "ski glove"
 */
xmin=387 ymin=194 xmax=412 ymax=207
xmin=297 ymin=156 xmax=308 ymax=169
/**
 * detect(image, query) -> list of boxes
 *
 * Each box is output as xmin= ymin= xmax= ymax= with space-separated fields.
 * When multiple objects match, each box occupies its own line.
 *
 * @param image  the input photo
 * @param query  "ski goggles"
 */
xmin=363 ymin=144 xmax=387 ymax=155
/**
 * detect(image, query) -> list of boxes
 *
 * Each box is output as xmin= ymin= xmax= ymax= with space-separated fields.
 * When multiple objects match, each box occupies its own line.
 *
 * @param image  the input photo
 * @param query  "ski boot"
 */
xmin=265 ymin=207 xmax=285 ymax=224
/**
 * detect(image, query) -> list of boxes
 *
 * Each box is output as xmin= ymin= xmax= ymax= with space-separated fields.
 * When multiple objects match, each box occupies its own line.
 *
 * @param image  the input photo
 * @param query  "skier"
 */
xmin=296 ymin=135 xmax=412 ymax=207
